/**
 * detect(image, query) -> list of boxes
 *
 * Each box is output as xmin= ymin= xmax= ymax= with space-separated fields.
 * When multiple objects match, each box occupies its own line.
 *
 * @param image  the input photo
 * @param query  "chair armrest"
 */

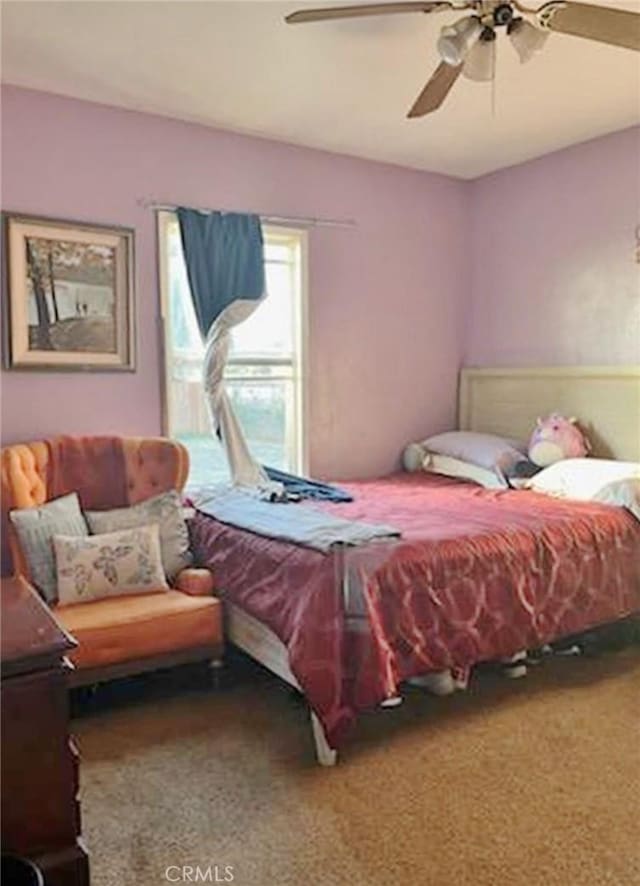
xmin=173 ymin=567 xmax=216 ymax=597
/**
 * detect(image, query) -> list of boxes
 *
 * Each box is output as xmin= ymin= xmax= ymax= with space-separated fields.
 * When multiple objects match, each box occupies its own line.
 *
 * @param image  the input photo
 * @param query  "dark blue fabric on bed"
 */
xmin=263 ymin=466 xmax=354 ymax=502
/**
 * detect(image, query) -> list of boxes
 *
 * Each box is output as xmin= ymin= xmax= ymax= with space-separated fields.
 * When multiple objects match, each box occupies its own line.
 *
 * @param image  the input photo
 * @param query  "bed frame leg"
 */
xmin=310 ymin=711 xmax=338 ymax=767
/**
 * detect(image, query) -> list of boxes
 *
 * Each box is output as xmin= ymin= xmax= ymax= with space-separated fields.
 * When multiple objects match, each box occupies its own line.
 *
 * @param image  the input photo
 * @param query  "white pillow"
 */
xmin=528 ymin=459 xmax=640 ymax=519
xmin=593 ymin=478 xmax=640 ymax=521
xmin=54 ymin=524 xmax=169 ymax=606
xmin=421 ymin=431 xmax=526 ymax=472
xmin=423 ymin=453 xmax=506 ymax=489
xmin=403 ymin=444 xmax=508 ymax=489
xmin=404 ymin=431 xmax=526 ymax=488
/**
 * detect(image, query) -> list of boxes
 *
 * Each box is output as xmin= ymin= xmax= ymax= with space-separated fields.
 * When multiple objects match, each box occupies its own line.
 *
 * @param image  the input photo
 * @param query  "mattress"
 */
xmin=190 ymin=472 xmax=640 ymax=748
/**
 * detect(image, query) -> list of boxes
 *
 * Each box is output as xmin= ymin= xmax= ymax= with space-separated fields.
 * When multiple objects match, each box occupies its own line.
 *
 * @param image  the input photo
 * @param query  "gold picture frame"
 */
xmin=3 ymin=213 xmax=135 ymax=371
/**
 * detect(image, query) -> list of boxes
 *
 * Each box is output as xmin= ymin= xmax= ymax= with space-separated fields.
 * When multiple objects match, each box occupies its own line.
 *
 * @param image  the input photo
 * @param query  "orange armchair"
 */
xmin=1 ymin=435 xmax=223 ymax=687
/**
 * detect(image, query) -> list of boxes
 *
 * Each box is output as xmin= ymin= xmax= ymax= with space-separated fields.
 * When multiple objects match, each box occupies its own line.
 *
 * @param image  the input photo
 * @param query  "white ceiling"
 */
xmin=1 ymin=0 xmax=639 ymax=178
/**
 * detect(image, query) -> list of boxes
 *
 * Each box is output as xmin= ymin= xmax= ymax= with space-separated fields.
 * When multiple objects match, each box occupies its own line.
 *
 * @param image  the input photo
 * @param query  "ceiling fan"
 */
xmin=285 ymin=1 xmax=640 ymax=117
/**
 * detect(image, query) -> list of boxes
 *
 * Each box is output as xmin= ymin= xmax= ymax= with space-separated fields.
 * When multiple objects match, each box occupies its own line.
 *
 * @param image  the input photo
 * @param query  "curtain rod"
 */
xmin=137 ymin=198 xmax=356 ymax=230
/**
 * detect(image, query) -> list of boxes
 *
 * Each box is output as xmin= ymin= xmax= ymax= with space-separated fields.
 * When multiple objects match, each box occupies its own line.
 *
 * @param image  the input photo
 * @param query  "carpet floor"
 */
xmin=73 ymin=649 xmax=640 ymax=886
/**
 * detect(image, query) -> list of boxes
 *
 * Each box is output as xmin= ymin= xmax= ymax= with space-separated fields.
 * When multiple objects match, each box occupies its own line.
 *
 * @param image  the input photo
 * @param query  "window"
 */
xmin=158 ymin=212 xmax=307 ymax=489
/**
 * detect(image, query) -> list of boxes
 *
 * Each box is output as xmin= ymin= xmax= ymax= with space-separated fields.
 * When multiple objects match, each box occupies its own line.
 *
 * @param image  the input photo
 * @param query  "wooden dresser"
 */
xmin=1 ymin=577 xmax=90 ymax=886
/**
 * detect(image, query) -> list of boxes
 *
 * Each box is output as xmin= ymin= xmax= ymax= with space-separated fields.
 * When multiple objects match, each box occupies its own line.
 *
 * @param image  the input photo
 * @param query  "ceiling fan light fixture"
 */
xmin=462 ymin=28 xmax=496 ymax=82
xmin=437 ymin=16 xmax=482 ymax=67
xmin=285 ymin=1 xmax=640 ymax=119
xmin=508 ymin=18 xmax=548 ymax=63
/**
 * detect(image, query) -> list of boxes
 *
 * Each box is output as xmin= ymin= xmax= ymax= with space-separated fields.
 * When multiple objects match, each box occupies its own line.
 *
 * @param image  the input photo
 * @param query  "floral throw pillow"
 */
xmin=54 ymin=524 xmax=169 ymax=606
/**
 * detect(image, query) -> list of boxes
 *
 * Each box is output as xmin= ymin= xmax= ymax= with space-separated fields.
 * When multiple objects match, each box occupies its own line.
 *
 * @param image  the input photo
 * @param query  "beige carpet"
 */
xmin=74 ymin=649 xmax=640 ymax=886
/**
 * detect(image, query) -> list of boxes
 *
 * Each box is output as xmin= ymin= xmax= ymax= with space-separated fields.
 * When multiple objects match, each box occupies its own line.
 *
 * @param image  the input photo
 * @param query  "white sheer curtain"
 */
xmin=177 ymin=208 xmax=281 ymax=496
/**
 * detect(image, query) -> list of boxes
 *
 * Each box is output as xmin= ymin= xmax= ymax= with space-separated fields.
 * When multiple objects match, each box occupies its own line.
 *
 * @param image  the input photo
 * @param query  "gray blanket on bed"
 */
xmin=195 ymin=487 xmax=400 ymax=552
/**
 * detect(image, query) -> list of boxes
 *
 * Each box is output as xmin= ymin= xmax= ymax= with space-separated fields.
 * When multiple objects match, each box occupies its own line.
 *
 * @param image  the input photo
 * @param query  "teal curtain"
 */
xmin=176 ymin=207 xmax=265 ymax=337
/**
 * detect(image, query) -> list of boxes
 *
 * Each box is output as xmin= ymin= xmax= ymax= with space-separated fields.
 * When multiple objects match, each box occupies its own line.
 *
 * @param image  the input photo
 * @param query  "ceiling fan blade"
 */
xmin=285 ymin=2 xmax=453 ymax=25
xmin=407 ymin=61 xmax=462 ymax=117
xmin=537 ymin=1 xmax=640 ymax=51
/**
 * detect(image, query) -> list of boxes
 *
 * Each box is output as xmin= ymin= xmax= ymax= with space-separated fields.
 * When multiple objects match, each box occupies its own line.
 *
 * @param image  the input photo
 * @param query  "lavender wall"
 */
xmin=2 ymin=87 xmax=636 ymax=480
xmin=467 ymin=127 xmax=640 ymax=367
xmin=0 ymin=86 xmax=468 ymax=479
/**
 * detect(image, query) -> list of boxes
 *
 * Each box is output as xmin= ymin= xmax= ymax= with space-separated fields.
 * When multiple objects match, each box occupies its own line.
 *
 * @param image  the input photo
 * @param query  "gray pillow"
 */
xmin=84 ymin=490 xmax=192 ymax=580
xmin=10 ymin=492 xmax=89 ymax=604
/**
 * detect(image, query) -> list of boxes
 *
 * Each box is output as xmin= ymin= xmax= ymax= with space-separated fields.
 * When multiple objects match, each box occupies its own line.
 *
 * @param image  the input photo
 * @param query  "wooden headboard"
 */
xmin=459 ymin=366 xmax=640 ymax=462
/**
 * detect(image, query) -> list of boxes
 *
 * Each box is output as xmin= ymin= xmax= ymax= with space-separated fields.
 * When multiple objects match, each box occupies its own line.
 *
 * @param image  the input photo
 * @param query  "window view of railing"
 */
xmin=159 ymin=213 xmax=305 ymax=489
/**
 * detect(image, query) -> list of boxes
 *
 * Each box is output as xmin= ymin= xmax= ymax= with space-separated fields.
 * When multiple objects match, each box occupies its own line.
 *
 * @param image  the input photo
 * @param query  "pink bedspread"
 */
xmin=190 ymin=473 xmax=640 ymax=748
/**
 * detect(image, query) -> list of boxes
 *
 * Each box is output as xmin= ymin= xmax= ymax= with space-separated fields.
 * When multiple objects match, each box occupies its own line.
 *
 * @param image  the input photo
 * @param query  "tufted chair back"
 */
xmin=1 ymin=435 xmax=189 ymax=577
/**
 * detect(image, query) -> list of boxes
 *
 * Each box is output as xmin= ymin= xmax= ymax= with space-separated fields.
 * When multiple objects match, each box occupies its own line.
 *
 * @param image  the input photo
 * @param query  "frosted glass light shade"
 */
xmin=509 ymin=19 xmax=548 ymax=63
xmin=437 ymin=17 xmax=482 ymax=66
xmin=463 ymin=37 xmax=496 ymax=81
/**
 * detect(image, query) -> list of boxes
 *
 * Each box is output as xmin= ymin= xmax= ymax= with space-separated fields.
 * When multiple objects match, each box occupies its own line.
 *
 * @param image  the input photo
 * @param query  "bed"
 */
xmin=190 ymin=366 xmax=640 ymax=765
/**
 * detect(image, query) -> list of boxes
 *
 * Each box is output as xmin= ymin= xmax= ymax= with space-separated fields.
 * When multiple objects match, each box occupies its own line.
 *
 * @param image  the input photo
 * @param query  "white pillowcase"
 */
xmin=594 ymin=478 xmax=640 ymax=521
xmin=528 ymin=458 xmax=640 ymax=520
xmin=404 ymin=431 xmax=526 ymax=489
xmin=421 ymin=431 xmax=526 ymax=470
xmin=55 ymin=524 xmax=169 ymax=606
xmin=422 ymin=453 xmax=506 ymax=489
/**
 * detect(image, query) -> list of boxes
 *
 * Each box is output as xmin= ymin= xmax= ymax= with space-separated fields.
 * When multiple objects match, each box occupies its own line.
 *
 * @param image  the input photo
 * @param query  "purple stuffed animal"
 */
xmin=528 ymin=413 xmax=590 ymax=468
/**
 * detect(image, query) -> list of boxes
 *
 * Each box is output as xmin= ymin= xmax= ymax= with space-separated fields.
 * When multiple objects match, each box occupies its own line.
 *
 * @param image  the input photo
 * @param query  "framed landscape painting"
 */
xmin=3 ymin=214 xmax=135 ymax=370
